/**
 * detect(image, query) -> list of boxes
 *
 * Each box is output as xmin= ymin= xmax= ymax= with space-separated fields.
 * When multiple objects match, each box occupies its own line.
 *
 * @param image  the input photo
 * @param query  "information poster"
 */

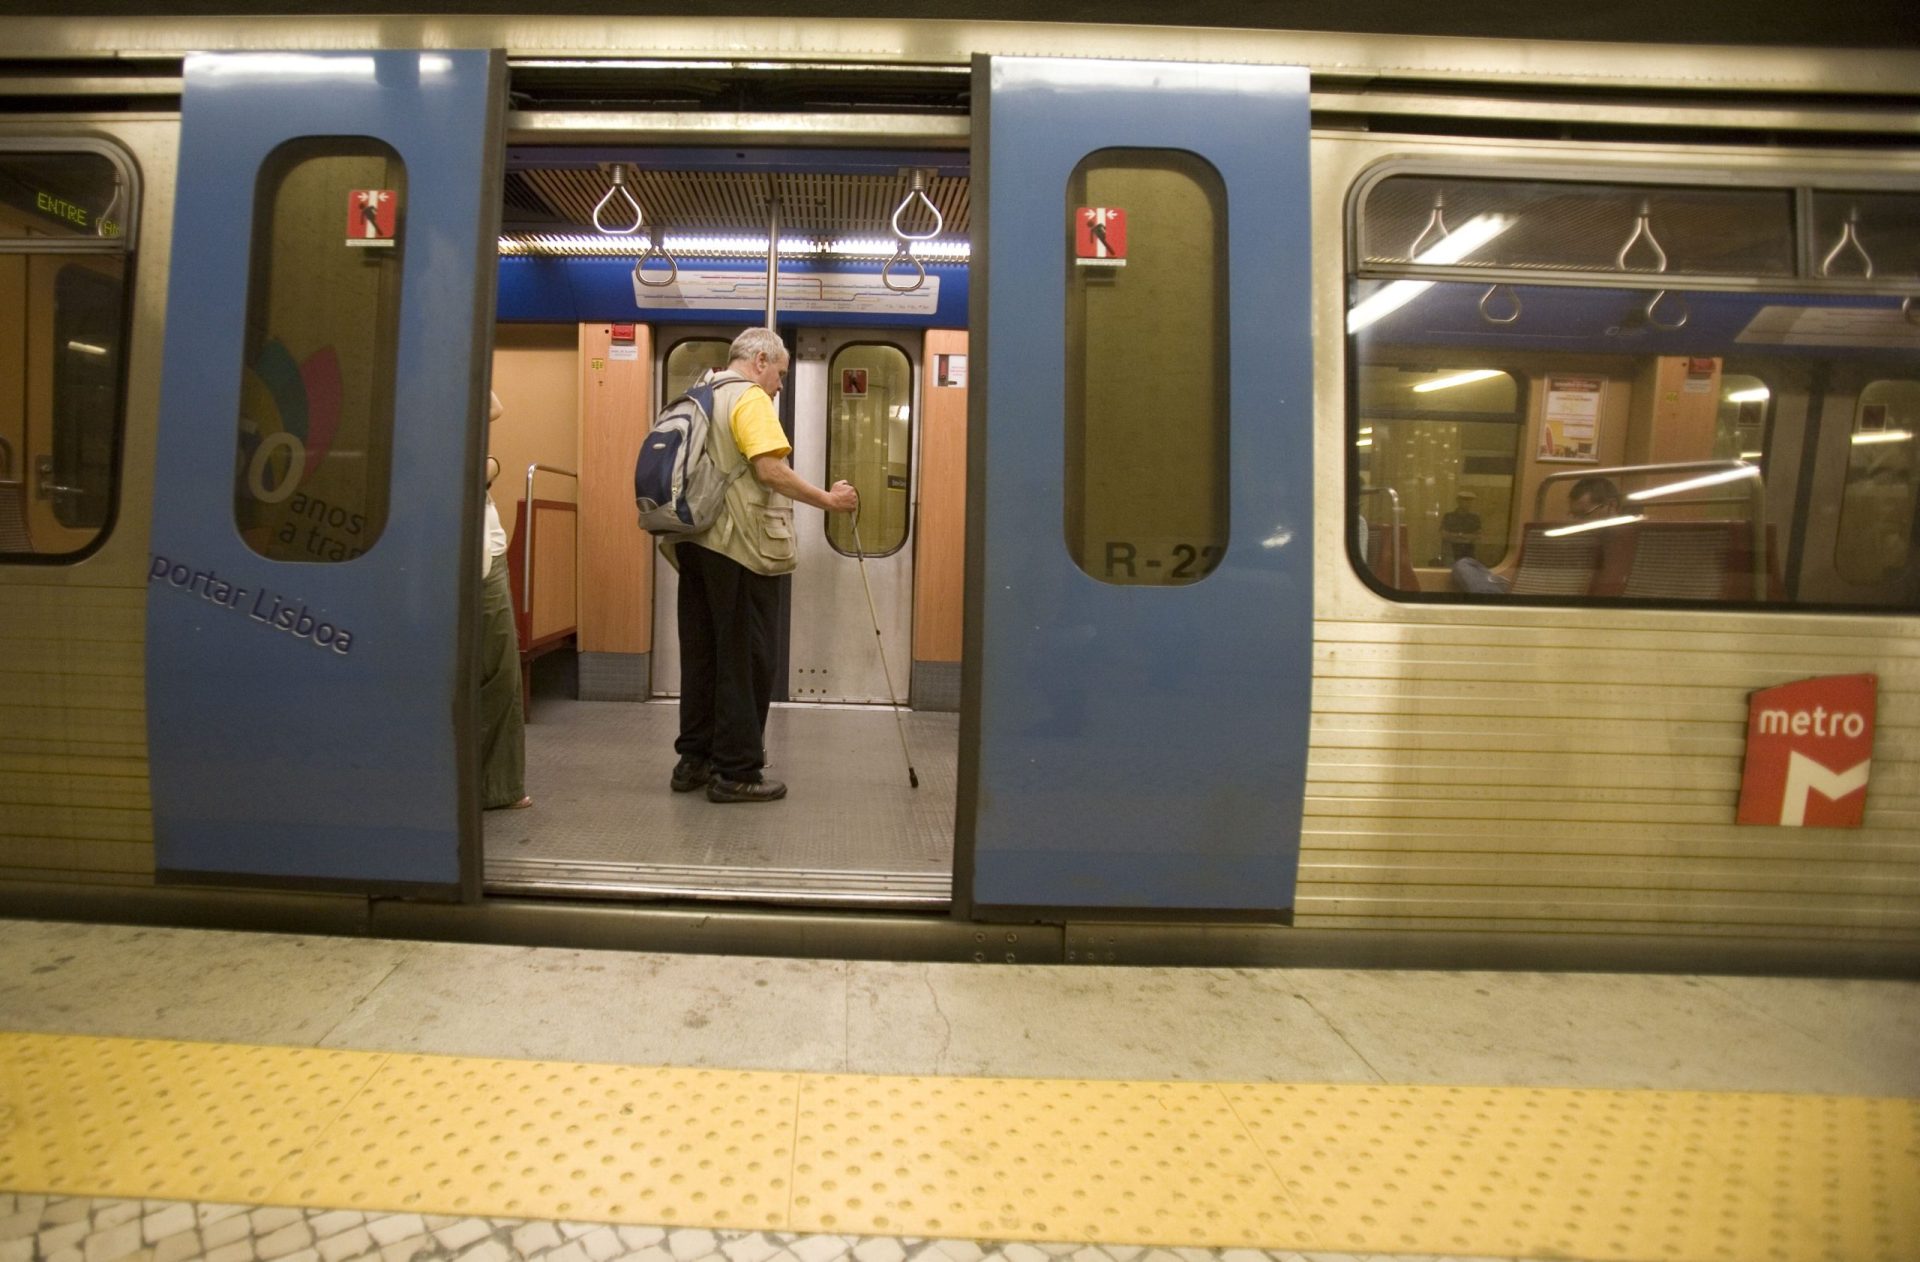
xmin=1538 ymin=374 xmax=1603 ymax=462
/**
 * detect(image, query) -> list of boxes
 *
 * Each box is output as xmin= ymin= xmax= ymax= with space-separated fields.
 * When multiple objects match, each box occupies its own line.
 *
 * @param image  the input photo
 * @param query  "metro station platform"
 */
xmin=0 ymin=919 xmax=1914 ymax=1262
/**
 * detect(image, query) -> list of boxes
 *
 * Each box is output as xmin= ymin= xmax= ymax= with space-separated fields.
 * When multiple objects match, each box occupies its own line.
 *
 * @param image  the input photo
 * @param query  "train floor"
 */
xmin=485 ymin=698 xmax=958 ymax=908
xmin=1 ymin=922 xmax=1915 ymax=1262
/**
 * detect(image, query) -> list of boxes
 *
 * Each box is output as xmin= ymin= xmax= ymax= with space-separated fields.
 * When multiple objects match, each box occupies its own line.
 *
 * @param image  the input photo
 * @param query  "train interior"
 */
xmin=1349 ymin=177 xmax=1920 ymax=610
xmin=477 ymin=147 xmax=972 ymax=909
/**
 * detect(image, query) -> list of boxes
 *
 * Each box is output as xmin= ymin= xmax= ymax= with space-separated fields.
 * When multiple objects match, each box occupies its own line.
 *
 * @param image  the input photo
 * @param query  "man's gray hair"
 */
xmin=728 ymin=327 xmax=788 ymax=366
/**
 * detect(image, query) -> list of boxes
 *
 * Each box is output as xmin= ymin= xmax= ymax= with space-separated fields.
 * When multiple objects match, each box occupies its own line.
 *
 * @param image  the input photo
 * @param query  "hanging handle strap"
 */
xmin=633 ymin=228 xmax=679 ymax=288
xmin=1819 ymin=206 xmax=1876 ymax=279
xmin=1478 ymin=284 xmax=1522 ymax=325
xmin=1409 ymin=192 xmax=1451 ymax=258
xmin=890 ymin=171 xmax=944 ymax=242
xmin=592 ymin=165 xmax=644 ymax=236
xmin=1615 ymin=199 xmax=1670 ymax=273
xmin=882 ymin=170 xmax=942 ymax=294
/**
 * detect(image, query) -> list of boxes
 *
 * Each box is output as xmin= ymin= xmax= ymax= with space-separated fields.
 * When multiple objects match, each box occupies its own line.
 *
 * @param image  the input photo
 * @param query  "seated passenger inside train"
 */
xmin=1452 ymin=477 xmax=1620 ymax=595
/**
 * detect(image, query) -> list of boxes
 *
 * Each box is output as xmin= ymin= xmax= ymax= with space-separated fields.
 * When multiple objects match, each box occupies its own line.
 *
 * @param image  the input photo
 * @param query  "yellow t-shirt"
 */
xmin=729 ymin=387 xmax=791 ymax=462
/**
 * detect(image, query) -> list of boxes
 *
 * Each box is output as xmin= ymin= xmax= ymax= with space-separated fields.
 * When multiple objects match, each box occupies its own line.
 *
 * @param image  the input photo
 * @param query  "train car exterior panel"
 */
xmin=0 ymin=17 xmax=1915 ymax=968
xmin=0 ymin=117 xmax=176 ymax=887
xmin=1299 ymin=128 xmax=1920 ymax=950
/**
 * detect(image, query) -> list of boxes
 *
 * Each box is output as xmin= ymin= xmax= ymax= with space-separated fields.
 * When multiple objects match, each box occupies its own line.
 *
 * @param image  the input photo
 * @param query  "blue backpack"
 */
xmin=634 ymin=373 xmax=749 ymax=536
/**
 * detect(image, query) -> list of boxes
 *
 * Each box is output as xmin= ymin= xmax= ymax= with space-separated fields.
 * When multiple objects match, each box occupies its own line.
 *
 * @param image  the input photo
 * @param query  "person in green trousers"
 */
xmin=481 ymin=390 xmax=531 ymax=811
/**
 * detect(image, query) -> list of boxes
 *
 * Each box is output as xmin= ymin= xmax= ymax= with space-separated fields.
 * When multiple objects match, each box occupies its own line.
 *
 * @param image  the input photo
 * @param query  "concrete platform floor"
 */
xmin=1 ymin=920 xmax=1915 ymax=1262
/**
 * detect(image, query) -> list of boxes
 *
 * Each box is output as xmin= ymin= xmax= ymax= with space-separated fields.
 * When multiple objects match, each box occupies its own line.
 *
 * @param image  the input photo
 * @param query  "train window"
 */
xmin=50 ymin=265 xmax=120 ymax=530
xmin=1350 ymin=165 xmax=1920 ymax=613
xmin=0 ymin=144 xmax=135 ymax=563
xmin=1833 ymin=380 xmax=1919 ymax=586
xmin=1064 ymin=149 xmax=1228 ymax=587
xmin=1355 ymin=366 xmax=1524 ymax=575
xmin=233 ymin=138 xmax=405 ymax=563
xmin=0 ymin=150 xmax=126 ymax=242
xmin=1359 ymin=176 xmax=1796 ymax=278
xmin=663 ymin=337 xmax=729 ymax=403
xmin=825 ymin=343 xmax=912 ymax=558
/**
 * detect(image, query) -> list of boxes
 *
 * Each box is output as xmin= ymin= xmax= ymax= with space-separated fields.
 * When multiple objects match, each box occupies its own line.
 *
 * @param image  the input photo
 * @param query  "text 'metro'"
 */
xmin=1736 ymin=674 xmax=1876 ymax=827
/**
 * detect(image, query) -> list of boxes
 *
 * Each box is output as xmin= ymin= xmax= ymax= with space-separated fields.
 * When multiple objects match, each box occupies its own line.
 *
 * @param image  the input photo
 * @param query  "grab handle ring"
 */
xmin=1645 ymin=290 xmax=1689 ymax=331
xmin=592 ymin=166 xmax=644 ymax=236
xmin=1819 ymin=206 xmax=1876 ymax=279
xmin=1409 ymin=192 xmax=1451 ymax=259
xmin=890 ymin=171 xmax=944 ymax=242
xmin=633 ymin=233 xmax=679 ymax=288
xmin=1615 ymin=199 xmax=1670 ymax=274
xmin=1479 ymin=284 xmax=1522 ymax=325
xmin=1903 ymin=296 xmax=1920 ymax=327
xmin=881 ymin=247 xmax=926 ymax=294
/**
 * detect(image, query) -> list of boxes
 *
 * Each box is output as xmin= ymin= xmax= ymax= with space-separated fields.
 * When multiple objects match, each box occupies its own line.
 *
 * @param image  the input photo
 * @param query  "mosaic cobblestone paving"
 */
xmin=0 ymin=1194 xmax=1523 ymax=1262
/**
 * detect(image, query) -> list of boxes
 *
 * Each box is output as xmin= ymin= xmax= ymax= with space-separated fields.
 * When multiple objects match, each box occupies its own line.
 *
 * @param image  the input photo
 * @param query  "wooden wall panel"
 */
xmin=914 ymin=329 xmax=968 ymax=663
xmin=490 ymin=324 xmax=579 ymax=505
xmin=531 ymin=502 xmax=577 ymax=643
xmin=578 ymin=323 xmax=654 ymax=654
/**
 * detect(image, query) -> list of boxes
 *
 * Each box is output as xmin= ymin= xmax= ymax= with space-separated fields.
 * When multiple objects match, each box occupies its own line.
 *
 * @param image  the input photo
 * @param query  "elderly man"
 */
xmin=663 ymin=328 xmax=858 ymax=803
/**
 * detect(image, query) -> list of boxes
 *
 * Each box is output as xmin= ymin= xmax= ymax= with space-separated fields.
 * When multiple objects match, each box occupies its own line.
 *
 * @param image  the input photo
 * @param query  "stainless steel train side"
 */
xmin=0 ymin=17 xmax=1914 ymax=972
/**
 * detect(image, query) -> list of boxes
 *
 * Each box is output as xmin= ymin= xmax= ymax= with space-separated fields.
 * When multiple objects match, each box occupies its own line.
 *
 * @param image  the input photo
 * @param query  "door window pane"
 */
xmin=825 ymin=343 xmax=912 ymax=557
xmin=1714 ymin=373 xmax=1770 ymax=465
xmin=1065 ymin=149 xmax=1228 ymax=586
xmin=1834 ymin=380 xmax=1919 ymax=585
xmin=0 ymin=145 xmax=134 ymax=563
xmin=663 ymin=337 xmax=729 ymax=402
xmin=233 ymin=139 xmax=405 ymax=562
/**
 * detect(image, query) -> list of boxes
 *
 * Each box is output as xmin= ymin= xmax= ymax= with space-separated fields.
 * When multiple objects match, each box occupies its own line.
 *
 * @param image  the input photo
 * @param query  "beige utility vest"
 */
xmin=665 ymin=372 xmax=797 ymax=577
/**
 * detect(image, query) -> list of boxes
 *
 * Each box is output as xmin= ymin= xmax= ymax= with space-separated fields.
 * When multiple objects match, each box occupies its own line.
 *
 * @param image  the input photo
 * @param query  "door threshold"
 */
xmin=486 ymin=856 xmax=950 ymax=909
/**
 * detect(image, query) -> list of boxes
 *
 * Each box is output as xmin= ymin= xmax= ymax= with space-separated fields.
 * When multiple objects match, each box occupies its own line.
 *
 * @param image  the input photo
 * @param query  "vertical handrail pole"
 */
xmin=764 ymin=195 xmax=781 ymax=328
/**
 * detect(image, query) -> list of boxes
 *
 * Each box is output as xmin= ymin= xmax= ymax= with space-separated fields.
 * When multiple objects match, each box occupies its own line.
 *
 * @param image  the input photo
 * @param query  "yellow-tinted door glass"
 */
xmin=1835 ymin=379 xmax=1918 ymax=585
xmin=664 ymin=338 xmax=730 ymax=403
xmin=1064 ymin=149 xmax=1228 ymax=585
xmin=826 ymin=343 xmax=912 ymax=557
xmin=233 ymin=139 xmax=404 ymax=562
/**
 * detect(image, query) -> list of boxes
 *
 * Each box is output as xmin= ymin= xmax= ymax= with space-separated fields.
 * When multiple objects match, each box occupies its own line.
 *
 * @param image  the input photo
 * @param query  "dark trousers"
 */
xmin=675 ymin=543 xmax=778 ymax=781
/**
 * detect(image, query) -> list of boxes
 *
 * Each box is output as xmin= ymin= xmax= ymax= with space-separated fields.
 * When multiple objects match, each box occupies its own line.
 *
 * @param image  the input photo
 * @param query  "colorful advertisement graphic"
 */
xmin=234 ymin=338 xmax=370 ymax=562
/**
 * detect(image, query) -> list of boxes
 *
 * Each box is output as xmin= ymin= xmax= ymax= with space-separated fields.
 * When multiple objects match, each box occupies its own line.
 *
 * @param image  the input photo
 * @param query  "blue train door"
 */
xmin=146 ymin=52 xmax=506 ymax=893
xmin=961 ymin=56 xmax=1314 ymax=916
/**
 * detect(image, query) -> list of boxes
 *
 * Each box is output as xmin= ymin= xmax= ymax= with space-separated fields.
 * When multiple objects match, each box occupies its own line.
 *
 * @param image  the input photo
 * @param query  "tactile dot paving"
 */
xmin=0 ymin=1034 xmax=381 ymax=1205
xmin=788 ymin=1075 xmax=1300 ymax=1246
xmin=284 ymin=1056 xmax=799 ymax=1230
xmin=1224 ymin=1084 xmax=1920 ymax=1262
xmin=6 ymin=1031 xmax=1917 ymax=1262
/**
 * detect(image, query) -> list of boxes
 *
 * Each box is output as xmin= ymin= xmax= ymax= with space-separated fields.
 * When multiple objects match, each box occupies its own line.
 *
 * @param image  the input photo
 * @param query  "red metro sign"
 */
xmin=1736 ymin=674 xmax=1876 ymax=827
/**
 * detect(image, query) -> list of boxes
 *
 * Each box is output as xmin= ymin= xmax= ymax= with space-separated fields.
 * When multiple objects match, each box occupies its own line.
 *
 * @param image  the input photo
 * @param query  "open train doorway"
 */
xmin=479 ymin=152 xmax=967 ymax=909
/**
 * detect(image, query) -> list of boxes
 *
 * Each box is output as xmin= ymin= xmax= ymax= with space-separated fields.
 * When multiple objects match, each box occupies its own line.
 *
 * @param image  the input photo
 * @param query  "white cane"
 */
xmin=850 ymin=503 xmax=919 ymax=789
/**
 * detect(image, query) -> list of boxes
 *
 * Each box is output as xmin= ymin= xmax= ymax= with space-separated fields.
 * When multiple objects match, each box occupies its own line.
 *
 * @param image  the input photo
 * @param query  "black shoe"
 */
xmin=670 ymin=756 xmax=712 ymax=793
xmin=706 ymin=775 xmax=787 ymax=804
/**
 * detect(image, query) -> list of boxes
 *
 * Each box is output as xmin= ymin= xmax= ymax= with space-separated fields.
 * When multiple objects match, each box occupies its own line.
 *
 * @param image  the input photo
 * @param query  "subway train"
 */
xmin=1 ymin=11 xmax=1917 ymax=974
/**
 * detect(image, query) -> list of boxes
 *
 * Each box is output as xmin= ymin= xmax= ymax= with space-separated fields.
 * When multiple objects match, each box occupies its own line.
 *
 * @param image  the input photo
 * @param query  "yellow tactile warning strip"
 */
xmin=2 ymin=1034 xmax=1915 ymax=1262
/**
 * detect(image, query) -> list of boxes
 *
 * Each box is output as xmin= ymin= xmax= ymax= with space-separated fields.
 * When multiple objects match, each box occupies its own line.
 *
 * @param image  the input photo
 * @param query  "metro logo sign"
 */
xmin=1736 ymin=674 xmax=1876 ymax=827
